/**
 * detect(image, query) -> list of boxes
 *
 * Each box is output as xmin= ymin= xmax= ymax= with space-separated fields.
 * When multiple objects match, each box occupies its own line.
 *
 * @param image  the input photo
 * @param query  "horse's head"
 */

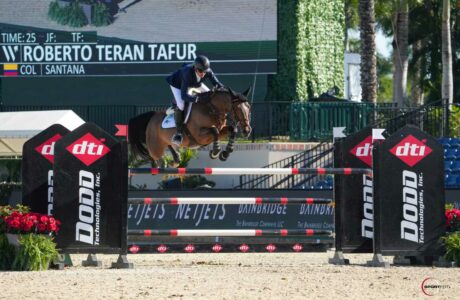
xmin=228 ymin=87 xmax=252 ymax=137
xmin=201 ymin=86 xmax=252 ymax=137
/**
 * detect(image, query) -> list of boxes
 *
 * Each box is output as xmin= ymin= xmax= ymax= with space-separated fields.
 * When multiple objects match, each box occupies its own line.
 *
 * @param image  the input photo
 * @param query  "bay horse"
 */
xmin=128 ymin=86 xmax=252 ymax=166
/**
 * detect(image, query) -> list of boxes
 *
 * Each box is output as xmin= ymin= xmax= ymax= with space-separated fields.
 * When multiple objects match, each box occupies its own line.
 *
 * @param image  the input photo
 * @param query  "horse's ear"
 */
xmin=228 ymin=87 xmax=237 ymax=97
xmin=242 ymin=86 xmax=252 ymax=97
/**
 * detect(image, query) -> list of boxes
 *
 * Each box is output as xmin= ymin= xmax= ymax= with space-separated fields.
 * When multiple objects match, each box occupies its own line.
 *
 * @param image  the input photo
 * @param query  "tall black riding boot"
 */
xmin=172 ymin=109 xmax=185 ymax=146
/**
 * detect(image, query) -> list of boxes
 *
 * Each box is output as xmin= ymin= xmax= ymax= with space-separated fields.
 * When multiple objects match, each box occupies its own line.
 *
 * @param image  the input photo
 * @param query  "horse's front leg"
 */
xmin=218 ymin=125 xmax=237 ymax=161
xmin=208 ymin=126 xmax=221 ymax=159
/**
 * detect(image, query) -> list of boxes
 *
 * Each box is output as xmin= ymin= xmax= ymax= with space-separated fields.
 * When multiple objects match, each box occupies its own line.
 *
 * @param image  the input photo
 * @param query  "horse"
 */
xmin=128 ymin=86 xmax=252 ymax=166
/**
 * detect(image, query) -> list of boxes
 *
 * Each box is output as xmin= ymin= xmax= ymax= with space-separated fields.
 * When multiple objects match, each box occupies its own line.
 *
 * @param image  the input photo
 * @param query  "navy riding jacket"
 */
xmin=166 ymin=64 xmax=223 ymax=103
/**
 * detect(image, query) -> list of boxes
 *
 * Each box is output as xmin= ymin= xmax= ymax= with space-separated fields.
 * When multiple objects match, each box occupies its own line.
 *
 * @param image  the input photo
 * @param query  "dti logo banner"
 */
xmin=54 ymin=122 xmax=127 ymax=254
xmin=389 ymin=135 xmax=432 ymax=167
xmin=334 ymin=127 xmax=374 ymax=254
xmin=372 ymin=125 xmax=444 ymax=257
xmin=66 ymin=133 xmax=110 ymax=166
xmin=350 ymin=135 xmax=373 ymax=167
xmin=34 ymin=133 xmax=63 ymax=163
xmin=22 ymin=124 xmax=70 ymax=215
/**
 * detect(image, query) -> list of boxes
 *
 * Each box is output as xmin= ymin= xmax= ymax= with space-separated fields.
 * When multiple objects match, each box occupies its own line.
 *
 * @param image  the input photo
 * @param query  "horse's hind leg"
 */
xmin=168 ymin=145 xmax=181 ymax=166
xmin=209 ymin=126 xmax=221 ymax=159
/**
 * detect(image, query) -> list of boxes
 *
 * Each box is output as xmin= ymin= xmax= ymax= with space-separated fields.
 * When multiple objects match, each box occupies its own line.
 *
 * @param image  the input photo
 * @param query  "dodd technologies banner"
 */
xmin=54 ymin=123 xmax=127 ymax=253
xmin=22 ymin=124 xmax=70 ymax=215
xmin=334 ymin=127 xmax=374 ymax=253
xmin=373 ymin=125 xmax=444 ymax=256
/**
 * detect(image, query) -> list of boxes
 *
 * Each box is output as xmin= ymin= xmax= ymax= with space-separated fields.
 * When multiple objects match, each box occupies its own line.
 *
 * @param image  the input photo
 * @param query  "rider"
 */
xmin=166 ymin=55 xmax=223 ymax=146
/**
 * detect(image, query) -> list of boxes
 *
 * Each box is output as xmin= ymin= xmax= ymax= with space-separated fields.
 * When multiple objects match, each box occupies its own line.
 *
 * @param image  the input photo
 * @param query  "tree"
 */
xmin=359 ymin=0 xmax=377 ymax=103
xmin=442 ymin=0 xmax=454 ymax=105
xmin=393 ymin=0 xmax=409 ymax=107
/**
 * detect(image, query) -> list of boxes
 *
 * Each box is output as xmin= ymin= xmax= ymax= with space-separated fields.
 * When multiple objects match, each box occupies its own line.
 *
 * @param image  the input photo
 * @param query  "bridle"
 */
xmin=229 ymin=96 xmax=251 ymax=130
xmin=203 ymin=89 xmax=251 ymax=128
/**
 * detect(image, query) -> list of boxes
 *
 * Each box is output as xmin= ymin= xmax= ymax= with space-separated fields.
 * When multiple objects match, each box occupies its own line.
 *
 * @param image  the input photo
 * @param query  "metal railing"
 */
xmin=289 ymin=102 xmax=411 ymax=141
xmin=236 ymin=143 xmax=333 ymax=189
xmin=372 ymin=100 xmax=447 ymax=137
xmin=0 ymin=100 xmax=450 ymax=141
xmin=236 ymin=99 xmax=451 ymax=190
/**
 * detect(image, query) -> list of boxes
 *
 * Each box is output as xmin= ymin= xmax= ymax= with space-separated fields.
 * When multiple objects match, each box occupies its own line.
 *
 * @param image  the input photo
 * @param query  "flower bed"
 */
xmin=0 ymin=205 xmax=61 ymax=271
xmin=442 ymin=205 xmax=460 ymax=265
xmin=443 ymin=205 xmax=460 ymax=265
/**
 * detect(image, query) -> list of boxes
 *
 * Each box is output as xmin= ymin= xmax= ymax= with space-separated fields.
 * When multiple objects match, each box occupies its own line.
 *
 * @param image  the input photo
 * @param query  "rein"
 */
xmin=202 ymin=91 xmax=240 ymax=126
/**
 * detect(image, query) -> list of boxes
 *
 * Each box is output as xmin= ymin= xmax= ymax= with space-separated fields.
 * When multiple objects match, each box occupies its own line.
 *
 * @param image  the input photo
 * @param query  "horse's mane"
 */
xmin=198 ymin=87 xmax=234 ymax=104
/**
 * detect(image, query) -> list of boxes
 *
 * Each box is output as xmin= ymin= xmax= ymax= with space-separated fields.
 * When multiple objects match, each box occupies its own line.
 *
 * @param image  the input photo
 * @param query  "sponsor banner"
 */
xmin=128 ymin=204 xmax=334 ymax=231
xmin=334 ymin=127 xmax=374 ymax=253
xmin=373 ymin=125 xmax=445 ymax=256
xmin=22 ymin=124 xmax=69 ymax=215
xmin=127 ymin=189 xmax=334 ymax=244
xmin=54 ymin=122 xmax=127 ymax=253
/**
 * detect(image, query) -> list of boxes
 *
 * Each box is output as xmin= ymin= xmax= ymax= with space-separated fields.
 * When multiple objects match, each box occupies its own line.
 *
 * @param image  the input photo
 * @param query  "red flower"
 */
xmin=37 ymin=223 xmax=47 ymax=233
xmin=2 ymin=211 xmax=61 ymax=235
xmin=22 ymin=220 xmax=34 ymax=232
xmin=48 ymin=223 xmax=57 ymax=232
xmin=445 ymin=208 xmax=460 ymax=232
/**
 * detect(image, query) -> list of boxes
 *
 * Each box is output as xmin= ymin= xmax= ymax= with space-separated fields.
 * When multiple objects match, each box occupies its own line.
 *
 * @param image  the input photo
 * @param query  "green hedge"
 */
xmin=267 ymin=0 xmax=345 ymax=101
xmin=48 ymin=1 xmax=111 ymax=27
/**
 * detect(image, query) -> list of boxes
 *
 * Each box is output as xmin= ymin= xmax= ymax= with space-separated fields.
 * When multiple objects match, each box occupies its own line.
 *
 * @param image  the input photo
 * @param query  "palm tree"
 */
xmin=393 ymin=0 xmax=409 ymax=108
xmin=441 ymin=0 xmax=453 ymax=106
xmin=359 ymin=0 xmax=377 ymax=103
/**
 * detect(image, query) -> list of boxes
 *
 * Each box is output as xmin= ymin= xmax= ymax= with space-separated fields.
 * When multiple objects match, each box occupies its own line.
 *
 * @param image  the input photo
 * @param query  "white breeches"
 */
xmin=170 ymin=84 xmax=210 ymax=111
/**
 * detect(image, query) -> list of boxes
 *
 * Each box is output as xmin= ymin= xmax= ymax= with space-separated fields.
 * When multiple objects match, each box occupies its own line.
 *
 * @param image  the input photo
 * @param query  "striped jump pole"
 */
xmin=129 ymin=167 xmax=372 ymax=176
xmin=127 ymin=197 xmax=333 ymax=205
xmin=128 ymin=229 xmax=333 ymax=237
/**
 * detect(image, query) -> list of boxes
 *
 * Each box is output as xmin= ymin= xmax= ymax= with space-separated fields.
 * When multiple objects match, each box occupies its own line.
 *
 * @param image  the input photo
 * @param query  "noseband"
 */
xmin=230 ymin=97 xmax=250 ymax=127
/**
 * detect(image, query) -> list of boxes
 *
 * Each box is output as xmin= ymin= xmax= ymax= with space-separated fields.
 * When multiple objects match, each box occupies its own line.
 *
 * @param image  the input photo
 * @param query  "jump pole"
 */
xmin=128 ymin=229 xmax=333 ymax=237
xmin=127 ymin=197 xmax=334 ymax=205
xmin=129 ymin=167 xmax=372 ymax=176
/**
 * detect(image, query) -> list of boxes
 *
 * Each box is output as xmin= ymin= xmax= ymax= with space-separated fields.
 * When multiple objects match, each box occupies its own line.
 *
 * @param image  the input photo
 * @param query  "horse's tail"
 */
xmin=128 ymin=111 xmax=155 ymax=160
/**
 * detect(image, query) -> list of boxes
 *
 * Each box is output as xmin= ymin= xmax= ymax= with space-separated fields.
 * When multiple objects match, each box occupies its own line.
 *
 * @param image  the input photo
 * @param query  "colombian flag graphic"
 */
xmin=3 ymin=64 xmax=18 ymax=76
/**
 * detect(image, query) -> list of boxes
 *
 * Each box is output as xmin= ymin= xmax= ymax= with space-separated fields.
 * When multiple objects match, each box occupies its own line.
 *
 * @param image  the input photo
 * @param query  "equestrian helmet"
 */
xmin=194 ymin=55 xmax=210 ymax=72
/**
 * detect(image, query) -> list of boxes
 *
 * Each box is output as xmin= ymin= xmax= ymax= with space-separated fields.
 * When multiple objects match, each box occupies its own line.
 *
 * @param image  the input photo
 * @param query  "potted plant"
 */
xmin=0 ymin=205 xmax=29 ymax=270
xmin=158 ymin=149 xmax=215 ymax=189
xmin=442 ymin=204 xmax=460 ymax=266
xmin=1 ymin=205 xmax=61 ymax=271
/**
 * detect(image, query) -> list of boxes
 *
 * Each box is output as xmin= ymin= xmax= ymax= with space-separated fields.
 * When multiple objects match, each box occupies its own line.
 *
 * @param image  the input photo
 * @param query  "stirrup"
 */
xmin=171 ymin=133 xmax=183 ymax=146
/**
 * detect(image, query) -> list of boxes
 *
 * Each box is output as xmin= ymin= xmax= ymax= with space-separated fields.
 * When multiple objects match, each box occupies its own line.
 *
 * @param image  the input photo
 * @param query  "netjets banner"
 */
xmin=127 ymin=190 xmax=334 ymax=232
xmin=53 ymin=122 xmax=127 ymax=253
xmin=373 ymin=125 xmax=445 ymax=256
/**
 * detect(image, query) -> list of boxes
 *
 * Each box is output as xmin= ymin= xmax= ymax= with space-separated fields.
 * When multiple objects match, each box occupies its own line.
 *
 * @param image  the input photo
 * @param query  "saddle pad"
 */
xmin=161 ymin=114 xmax=176 ymax=128
xmin=161 ymin=103 xmax=193 ymax=129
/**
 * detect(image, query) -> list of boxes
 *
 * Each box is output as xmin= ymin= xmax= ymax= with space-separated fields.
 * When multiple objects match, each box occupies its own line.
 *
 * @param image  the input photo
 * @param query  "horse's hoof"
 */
xmin=209 ymin=150 xmax=220 ymax=159
xmin=219 ymin=151 xmax=229 ymax=161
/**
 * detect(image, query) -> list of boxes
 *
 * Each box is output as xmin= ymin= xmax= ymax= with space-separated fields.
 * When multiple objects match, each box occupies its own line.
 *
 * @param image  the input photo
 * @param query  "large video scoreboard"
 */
xmin=0 ymin=0 xmax=277 ymax=78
